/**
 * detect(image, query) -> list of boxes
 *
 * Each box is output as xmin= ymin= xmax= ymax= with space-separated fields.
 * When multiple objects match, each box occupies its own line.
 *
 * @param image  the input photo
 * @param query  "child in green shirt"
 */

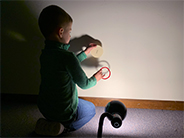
xmin=35 ymin=5 xmax=104 ymax=136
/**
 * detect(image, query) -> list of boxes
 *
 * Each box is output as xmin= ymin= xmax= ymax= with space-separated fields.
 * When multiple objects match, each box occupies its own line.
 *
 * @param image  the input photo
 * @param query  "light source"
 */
xmin=97 ymin=100 xmax=127 ymax=138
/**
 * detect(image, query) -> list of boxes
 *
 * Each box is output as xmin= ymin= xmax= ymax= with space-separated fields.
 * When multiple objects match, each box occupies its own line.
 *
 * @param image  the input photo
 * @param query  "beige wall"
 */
xmin=2 ymin=1 xmax=183 ymax=101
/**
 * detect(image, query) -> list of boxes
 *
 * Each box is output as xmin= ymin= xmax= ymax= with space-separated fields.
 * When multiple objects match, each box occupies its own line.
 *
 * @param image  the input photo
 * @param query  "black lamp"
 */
xmin=97 ymin=101 xmax=127 ymax=138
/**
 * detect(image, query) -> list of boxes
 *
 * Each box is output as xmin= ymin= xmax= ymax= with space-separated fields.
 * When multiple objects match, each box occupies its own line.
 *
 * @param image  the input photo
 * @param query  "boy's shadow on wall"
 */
xmin=69 ymin=35 xmax=110 ymax=69
xmin=1 ymin=1 xmax=43 ymax=95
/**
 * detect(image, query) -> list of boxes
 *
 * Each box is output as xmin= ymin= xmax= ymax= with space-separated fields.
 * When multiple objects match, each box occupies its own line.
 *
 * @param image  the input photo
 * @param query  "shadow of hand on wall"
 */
xmin=69 ymin=34 xmax=102 ymax=54
xmin=69 ymin=34 xmax=110 ymax=70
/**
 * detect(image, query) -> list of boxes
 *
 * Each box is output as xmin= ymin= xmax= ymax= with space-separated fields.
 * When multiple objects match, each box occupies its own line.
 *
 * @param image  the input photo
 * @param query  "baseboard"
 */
xmin=1 ymin=94 xmax=183 ymax=110
xmin=79 ymin=97 xmax=184 ymax=111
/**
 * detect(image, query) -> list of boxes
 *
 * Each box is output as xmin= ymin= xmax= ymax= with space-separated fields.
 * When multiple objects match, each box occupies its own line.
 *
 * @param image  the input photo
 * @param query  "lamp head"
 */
xmin=105 ymin=100 xmax=127 ymax=128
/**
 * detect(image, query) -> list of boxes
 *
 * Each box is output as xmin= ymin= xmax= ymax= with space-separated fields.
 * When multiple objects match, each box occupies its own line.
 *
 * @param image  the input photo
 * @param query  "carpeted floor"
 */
xmin=1 ymin=95 xmax=184 ymax=138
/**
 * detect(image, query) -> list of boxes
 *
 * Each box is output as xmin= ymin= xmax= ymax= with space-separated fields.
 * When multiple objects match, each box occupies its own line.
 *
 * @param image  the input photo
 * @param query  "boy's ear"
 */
xmin=58 ymin=27 xmax=64 ymax=38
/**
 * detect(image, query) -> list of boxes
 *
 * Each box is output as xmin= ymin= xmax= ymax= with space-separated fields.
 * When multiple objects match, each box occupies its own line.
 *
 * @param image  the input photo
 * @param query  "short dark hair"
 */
xmin=38 ymin=5 xmax=73 ymax=38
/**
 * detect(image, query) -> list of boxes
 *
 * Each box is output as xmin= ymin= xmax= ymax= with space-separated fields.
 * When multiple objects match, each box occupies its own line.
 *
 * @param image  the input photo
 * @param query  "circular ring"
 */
xmin=100 ymin=67 xmax=111 ymax=80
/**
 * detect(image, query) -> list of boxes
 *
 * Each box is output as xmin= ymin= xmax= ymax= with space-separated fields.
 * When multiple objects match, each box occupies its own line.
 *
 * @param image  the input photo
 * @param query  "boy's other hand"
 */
xmin=84 ymin=43 xmax=97 ymax=55
xmin=93 ymin=69 xmax=105 ymax=82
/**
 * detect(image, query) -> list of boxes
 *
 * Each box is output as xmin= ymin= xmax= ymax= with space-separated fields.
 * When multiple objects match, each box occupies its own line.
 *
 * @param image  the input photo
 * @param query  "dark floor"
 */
xmin=1 ymin=94 xmax=184 ymax=138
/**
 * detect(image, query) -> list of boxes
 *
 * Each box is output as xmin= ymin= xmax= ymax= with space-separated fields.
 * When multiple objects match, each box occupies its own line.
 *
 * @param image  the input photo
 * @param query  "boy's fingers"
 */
xmin=89 ymin=43 xmax=97 ymax=47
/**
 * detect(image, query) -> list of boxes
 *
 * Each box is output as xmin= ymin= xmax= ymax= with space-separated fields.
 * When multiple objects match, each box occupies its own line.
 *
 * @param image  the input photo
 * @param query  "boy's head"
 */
xmin=39 ymin=5 xmax=73 ymax=44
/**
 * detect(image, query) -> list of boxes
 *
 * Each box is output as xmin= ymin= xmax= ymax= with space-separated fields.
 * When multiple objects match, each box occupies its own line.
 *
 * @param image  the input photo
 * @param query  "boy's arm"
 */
xmin=66 ymin=53 xmax=97 ymax=89
xmin=76 ymin=51 xmax=87 ymax=62
xmin=76 ymin=43 xmax=97 ymax=62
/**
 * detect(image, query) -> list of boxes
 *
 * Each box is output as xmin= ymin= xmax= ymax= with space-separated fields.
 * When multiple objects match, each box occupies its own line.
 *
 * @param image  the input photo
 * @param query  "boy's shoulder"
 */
xmin=57 ymin=49 xmax=76 ymax=60
xmin=42 ymin=47 xmax=75 ymax=58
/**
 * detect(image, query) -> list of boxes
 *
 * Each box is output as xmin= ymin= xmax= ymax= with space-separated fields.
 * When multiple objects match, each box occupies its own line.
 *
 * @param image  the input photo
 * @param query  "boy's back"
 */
xmin=38 ymin=40 xmax=78 ymax=122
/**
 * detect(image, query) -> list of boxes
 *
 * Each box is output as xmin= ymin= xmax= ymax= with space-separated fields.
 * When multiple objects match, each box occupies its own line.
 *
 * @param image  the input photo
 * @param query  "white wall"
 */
xmin=2 ymin=1 xmax=183 ymax=101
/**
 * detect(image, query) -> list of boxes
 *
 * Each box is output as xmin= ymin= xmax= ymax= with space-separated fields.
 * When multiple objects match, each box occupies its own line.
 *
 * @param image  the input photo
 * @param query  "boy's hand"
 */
xmin=84 ymin=43 xmax=97 ymax=55
xmin=93 ymin=69 xmax=105 ymax=82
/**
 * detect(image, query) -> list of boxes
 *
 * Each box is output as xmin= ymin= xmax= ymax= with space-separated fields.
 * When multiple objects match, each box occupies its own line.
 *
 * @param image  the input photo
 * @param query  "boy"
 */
xmin=35 ymin=5 xmax=104 ymax=136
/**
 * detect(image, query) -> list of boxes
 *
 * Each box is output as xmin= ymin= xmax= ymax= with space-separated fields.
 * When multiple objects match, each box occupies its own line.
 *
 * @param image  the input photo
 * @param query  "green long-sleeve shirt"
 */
xmin=38 ymin=40 xmax=97 ymax=122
